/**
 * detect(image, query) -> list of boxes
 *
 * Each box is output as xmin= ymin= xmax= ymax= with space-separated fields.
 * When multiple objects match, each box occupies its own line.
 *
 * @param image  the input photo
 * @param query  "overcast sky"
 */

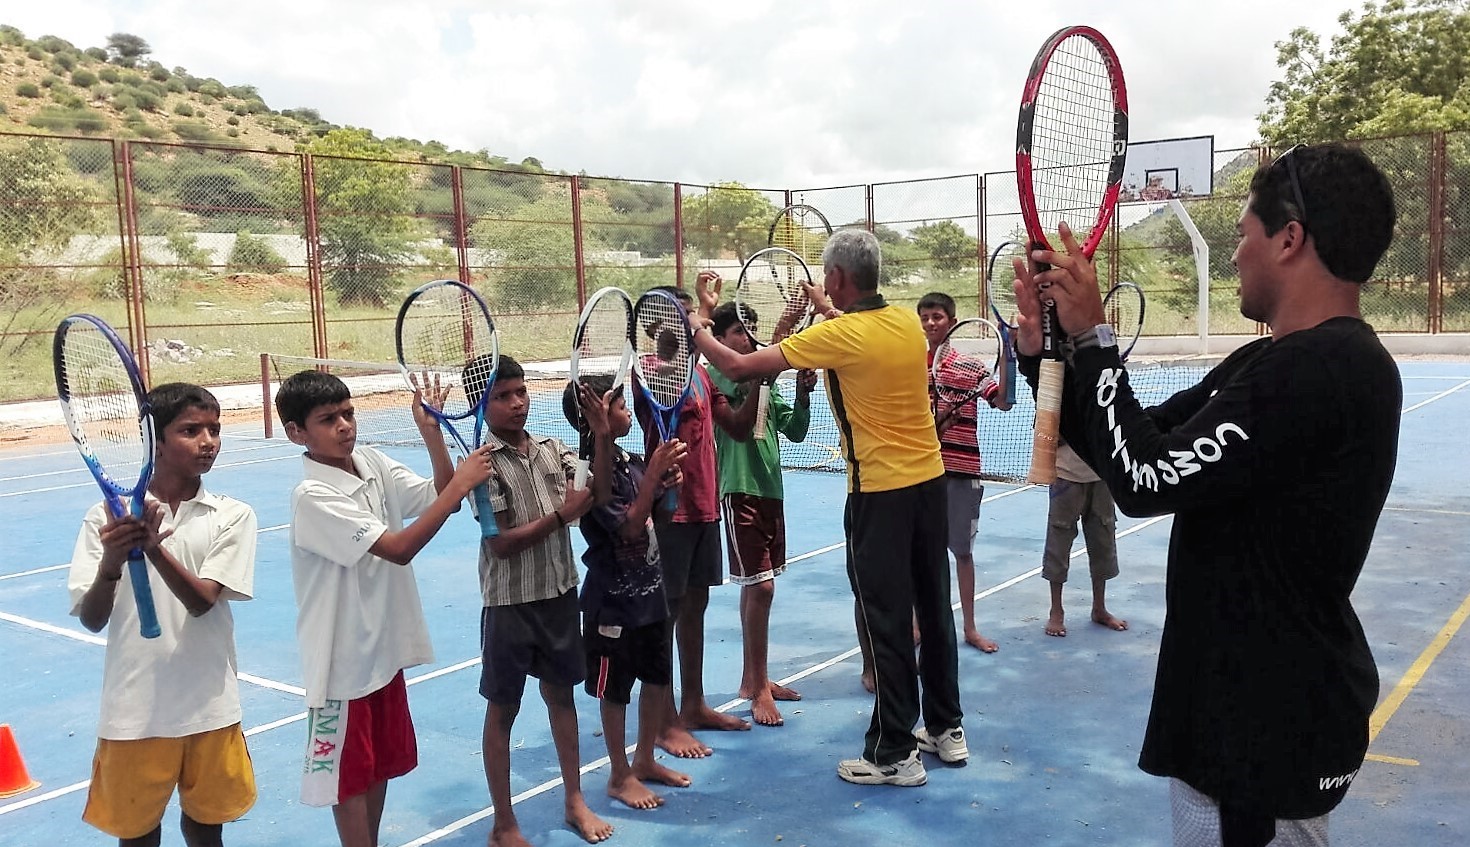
xmin=5 ymin=1 xmax=1356 ymax=187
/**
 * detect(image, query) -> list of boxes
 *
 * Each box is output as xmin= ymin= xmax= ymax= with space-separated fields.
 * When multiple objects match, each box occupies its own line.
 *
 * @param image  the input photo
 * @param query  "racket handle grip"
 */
xmin=126 ymin=551 xmax=161 ymax=639
xmin=753 ymin=384 xmax=771 ymax=440
xmin=573 ymin=458 xmax=589 ymax=491
xmin=473 ymin=483 xmax=500 ymax=538
xmin=1027 ymin=359 xmax=1065 ymax=485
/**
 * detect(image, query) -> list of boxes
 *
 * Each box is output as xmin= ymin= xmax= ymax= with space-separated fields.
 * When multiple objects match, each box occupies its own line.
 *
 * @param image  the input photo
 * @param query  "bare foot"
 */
xmin=633 ymin=760 xmax=692 ymax=788
xmin=683 ymin=703 xmax=751 ymax=732
xmin=750 ymin=690 xmax=783 ymax=726
xmin=1045 ymin=611 xmax=1067 ymax=637
xmin=607 ymin=773 xmax=663 ymax=810
xmin=656 ymin=726 xmax=712 ymax=758
xmin=490 ymin=822 xmax=534 ymax=847
xmin=769 ymin=681 xmax=801 ymax=701
xmin=964 ymin=629 xmax=1000 ymax=653
xmin=860 ymin=670 xmax=875 ymax=693
xmin=1092 ymin=610 xmax=1129 ymax=631
xmin=565 ymin=801 xmax=614 ymax=844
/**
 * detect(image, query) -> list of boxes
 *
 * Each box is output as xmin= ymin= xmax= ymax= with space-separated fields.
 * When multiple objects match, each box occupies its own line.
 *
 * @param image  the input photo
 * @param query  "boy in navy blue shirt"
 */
xmin=565 ymin=377 xmax=689 ymax=811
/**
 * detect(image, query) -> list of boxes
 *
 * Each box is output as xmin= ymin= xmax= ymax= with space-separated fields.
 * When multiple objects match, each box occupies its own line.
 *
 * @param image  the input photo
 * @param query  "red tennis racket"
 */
xmin=1016 ymin=24 xmax=1128 ymax=484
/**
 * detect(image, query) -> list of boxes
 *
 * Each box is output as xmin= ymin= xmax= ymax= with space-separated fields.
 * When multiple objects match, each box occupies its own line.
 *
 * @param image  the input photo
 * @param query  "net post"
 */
xmin=260 ymin=353 xmax=273 ymax=439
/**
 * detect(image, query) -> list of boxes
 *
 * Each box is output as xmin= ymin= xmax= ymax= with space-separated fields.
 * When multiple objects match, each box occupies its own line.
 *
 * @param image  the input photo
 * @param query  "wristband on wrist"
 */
xmin=1071 ymin=324 xmax=1117 ymax=351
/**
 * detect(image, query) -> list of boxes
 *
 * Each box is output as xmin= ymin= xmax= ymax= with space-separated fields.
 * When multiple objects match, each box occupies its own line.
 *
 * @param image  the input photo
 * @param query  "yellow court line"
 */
xmin=1365 ymin=753 xmax=1420 ymax=767
xmin=1368 ymin=589 xmax=1470 ymax=743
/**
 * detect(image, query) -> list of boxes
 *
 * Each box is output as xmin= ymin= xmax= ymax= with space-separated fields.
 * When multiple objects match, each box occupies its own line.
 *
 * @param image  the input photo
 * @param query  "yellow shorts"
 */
xmin=83 ymin=724 xmax=256 ymax=839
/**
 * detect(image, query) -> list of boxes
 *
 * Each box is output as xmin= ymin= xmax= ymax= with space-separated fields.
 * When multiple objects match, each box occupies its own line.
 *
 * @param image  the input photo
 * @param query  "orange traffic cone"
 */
xmin=0 ymin=724 xmax=40 ymax=798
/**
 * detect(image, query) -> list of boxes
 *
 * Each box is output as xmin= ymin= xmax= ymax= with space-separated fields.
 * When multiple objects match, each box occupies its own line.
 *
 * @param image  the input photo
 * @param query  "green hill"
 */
xmin=0 ymin=24 xmax=544 ymax=172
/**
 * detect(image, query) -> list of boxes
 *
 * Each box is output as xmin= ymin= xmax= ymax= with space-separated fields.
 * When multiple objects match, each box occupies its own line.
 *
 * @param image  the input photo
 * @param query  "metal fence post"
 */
xmin=300 ymin=153 xmax=328 ymax=359
xmin=571 ymin=175 xmax=587 ymax=308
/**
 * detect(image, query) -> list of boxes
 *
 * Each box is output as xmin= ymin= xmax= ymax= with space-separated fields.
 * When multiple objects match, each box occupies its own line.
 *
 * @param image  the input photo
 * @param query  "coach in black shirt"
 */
xmin=1014 ymin=143 xmax=1399 ymax=847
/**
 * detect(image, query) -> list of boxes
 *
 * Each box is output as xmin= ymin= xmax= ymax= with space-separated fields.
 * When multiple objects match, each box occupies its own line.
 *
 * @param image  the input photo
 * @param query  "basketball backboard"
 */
xmin=1119 ymin=136 xmax=1214 ymax=201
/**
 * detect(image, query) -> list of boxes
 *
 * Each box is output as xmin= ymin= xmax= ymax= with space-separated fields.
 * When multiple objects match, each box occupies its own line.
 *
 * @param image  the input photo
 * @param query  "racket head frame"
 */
xmin=1015 ymin=24 xmax=1130 ymax=259
xmin=53 ymin=313 xmax=161 ymax=638
xmin=1102 ymin=281 xmax=1146 ymax=360
xmin=734 ymin=246 xmax=815 ymax=348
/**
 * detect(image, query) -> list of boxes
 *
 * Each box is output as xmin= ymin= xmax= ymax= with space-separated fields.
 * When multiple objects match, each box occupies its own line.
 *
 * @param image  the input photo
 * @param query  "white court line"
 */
xmin=0 ymin=564 xmax=69 ymax=581
xmin=1402 ymin=378 xmax=1470 ymax=414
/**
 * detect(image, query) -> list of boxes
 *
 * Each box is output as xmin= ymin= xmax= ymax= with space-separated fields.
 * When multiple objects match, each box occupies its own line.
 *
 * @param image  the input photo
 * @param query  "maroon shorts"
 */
xmin=721 ymin=493 xmax=786 ymax=585
xmin=300 ymin=671 xmax=417 ymax=807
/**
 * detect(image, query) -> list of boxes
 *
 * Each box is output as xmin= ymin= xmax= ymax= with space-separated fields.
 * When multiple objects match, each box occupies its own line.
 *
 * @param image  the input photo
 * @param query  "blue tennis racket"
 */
xmin=632 ymin=289 xmax=694 ymax=511
xmin=395 ymin=279 xmax=500 ymax=538
xmin=54 ymin=314 xmax=161 ymax=639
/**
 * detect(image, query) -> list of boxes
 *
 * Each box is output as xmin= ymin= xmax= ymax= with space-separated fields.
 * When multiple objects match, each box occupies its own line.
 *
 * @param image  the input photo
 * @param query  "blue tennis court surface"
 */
xmin=1 ymin=361 xmax=1467 ymax=846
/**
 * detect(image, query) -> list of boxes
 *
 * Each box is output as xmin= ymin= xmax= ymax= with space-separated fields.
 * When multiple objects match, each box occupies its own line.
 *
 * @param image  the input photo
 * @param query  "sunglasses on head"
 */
xmin=1272 ymin=144 xmax=1309 ymax=232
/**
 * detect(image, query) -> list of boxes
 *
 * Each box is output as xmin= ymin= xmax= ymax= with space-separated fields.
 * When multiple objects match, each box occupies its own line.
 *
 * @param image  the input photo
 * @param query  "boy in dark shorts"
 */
xmin=565 ymin=376 xmax=691 ymax=810
xmin=469 ymin=355 xmax=611 ymax=846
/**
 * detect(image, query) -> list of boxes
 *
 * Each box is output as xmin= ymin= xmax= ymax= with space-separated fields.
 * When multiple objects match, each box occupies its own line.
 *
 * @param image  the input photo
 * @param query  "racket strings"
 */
xmin=1105 ymin=286 xmax=1144 ymax=341
xmin=400 ymin=285 xmax=497 ymax=417
xmin=633 ymin=298 xmax=693 ymax=406
xmin=1030 ymin=35 xmax=1119 ymax=235
xmin=60 ymin=328 xmax=148 ymax=484
xmin=574 ymin=299 xmax=633 ymax=381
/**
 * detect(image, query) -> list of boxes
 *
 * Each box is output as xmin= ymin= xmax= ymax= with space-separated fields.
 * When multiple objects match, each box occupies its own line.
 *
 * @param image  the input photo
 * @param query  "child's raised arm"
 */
xmin=369 ymin=444 xmax=494 ymax=565
xmin=410 ymin=376 xmax=461 ymax=495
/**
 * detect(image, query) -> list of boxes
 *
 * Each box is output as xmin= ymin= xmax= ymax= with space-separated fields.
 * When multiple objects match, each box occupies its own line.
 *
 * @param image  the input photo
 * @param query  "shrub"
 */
xmin=0 ymin=26 xmax=24 ymax=46
xmin=84 ymin=47 xmax=108 ymax=61
xmin=27 ymin=47 xmax=43 ymax=60
xmin=226 ymin=128 xmax=240 ymax=138
xmin=15 ymin=82 xmax=40 ymax=98
xmin=170 ymin=119 xmax=221 ymax=142
xmin=40 ymin=75 xmax=63 ymax=88
xmin=52 ymin=54 xmax=75 ymax=72
xmin=198 ymin=79 xmax=226 ymax=98
xmin=132 ymin=90 xmax=161 ymax=112
xmin=148 ymin=63 xmax=169 ymax=81
xmin=98 ymin=67 xmax=119 ymax=83
xmin=230 ymin=232 xmax=288 ymax=272
xmin=72 ymin=108 xmax=107 ymax=133
xmin=165 ymin=78 xmax=185 ymax=93
xmin=226 ymin=115 xmax=240 ymax=125
xmin=36 ymin=35 xmax=75 ymax=54
xmin=71 ymin=68 xmax=97 ymax=87
xmin=120 ymin=72 xmax=143 ymax=87
xmin=111 ymin=92 xmax=136 ymax=111
xmin=51 ymin=92 xmax=85 ymax=109
xmin=133 ymin=123 xmax=165 ymax=140
xmin=173 ymin=101 xmax=194 ymax=116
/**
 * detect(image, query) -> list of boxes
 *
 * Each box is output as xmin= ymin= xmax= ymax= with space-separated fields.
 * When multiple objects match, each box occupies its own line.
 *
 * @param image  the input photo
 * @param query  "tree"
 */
xmin=679 ymin=182 xmax=779 ymax=263
xmin=0 ymin=137 xmax=99 ymax=263
xmin=1259 ymin=0 xmax=1470 ymax=144
xmin=911 ymin=220 xmax=978 ymax=272
xmin=105 ymin=32 xmax=151 ymax=67
xmin=305 ymin=128 xmax=428 ymax=307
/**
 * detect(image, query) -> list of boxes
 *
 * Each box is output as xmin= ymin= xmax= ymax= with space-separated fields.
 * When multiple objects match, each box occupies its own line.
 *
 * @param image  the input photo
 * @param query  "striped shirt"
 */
xmin=481 ymin=433 xmax=580 ymax=606
xmin=929 ymin=346 xmax=983 ymax=477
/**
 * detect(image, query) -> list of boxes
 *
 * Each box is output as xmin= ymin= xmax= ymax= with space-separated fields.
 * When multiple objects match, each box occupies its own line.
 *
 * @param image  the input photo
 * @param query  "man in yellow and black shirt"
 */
xmin=692 ymin=229 xmax=964 ymax=787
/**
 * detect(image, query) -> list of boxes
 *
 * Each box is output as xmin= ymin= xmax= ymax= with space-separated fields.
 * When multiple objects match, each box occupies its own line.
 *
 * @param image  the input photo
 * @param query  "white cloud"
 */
xmin=4 ymin=0 xmax=1352 ymax=186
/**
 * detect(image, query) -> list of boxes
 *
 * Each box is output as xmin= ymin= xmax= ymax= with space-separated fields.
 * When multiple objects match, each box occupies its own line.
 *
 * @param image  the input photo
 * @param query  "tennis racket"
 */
xmin=1103 ymin=281 xmax=1145 ymax=362
xmin=1016 ymin=24 xmax=1128 ymax=484
xmin=394 ymin=279 xmax=500 ymax=538
xmin=986 ymin=240 xmax=1028 ymax=407
xmin=569 ymin=286 xmax=634 ymax=490
xmin=632 ymin=289 xmax=695 ymax=511
xmin=767 ymin=203 xmax=834 ymax=266
xmin=54 ymin=314 xmax=161 ymax=639
xmin=931 ymin=317 xmax=1007 ymax=432
xmin=735 ymin=246 xmax=815 ymax=439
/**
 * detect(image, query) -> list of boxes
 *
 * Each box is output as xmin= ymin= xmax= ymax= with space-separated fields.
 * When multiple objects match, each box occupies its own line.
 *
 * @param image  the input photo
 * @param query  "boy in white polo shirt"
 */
xmin=275 ymin=370 xmax=492 ymax=847
xmin=69 ymin=382 xmax=257 ymax=847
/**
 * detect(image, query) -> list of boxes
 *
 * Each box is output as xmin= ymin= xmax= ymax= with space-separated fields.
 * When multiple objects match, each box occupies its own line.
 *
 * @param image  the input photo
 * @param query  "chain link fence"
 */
xmin=0 ymin=128 xmax=1465 ymax=403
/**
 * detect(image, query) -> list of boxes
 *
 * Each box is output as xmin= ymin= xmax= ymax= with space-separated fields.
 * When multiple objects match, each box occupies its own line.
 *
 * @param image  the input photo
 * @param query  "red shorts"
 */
xmin=721 ymin=493 xmax=786 ymax=585
xmin=300 ymin=672 xmax=417 ymax=807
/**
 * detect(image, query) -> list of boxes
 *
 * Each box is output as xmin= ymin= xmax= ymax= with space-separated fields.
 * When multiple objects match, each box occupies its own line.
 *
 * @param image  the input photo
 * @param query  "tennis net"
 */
xmin=260 ymin=352 xmax=1223 ymax=484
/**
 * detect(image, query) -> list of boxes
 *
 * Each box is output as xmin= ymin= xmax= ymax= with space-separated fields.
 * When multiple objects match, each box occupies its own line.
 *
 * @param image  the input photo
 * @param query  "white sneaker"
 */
xmin=915 ymin=726 xmax=968 ymax=763
xmin=836 ymin=750 xmax=927 ymax=786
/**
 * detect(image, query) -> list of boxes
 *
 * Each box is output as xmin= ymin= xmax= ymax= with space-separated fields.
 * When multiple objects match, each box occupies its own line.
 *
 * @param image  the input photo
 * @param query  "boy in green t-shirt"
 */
xmin=705 ymin=300 xmax=817 ymax=726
